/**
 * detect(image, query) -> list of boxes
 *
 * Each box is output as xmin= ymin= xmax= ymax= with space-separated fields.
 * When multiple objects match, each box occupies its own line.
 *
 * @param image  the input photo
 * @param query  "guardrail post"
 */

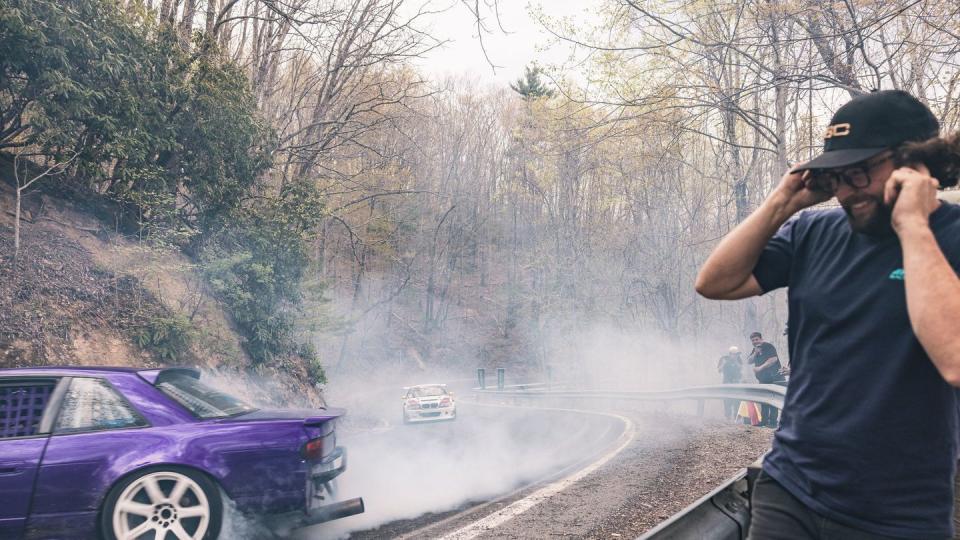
xmin=496 ymin=368 xmax=505 ymax=391
xmin=477 ymin=368 xmax=486 ymax=389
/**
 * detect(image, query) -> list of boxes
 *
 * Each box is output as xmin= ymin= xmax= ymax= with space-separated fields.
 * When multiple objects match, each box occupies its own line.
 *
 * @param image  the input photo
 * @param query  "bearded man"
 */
xmin=696 ymin=90 xmax=960 ymax=539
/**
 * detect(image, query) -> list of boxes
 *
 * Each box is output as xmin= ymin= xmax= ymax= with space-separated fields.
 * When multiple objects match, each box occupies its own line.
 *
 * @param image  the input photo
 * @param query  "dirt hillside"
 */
xmin=0 ymin=170 xmax=322 ymax=406
xmin=0 ymin=176 xmax=247 ymax=367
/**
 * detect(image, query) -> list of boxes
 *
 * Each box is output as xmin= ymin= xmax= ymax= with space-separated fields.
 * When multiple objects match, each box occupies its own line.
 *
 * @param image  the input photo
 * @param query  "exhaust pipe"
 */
xmin=300 ymin=497 xmax=365 ymax=526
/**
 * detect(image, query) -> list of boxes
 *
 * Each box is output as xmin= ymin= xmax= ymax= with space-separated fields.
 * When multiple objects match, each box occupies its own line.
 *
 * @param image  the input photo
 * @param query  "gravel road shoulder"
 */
xmin=475 ymin=410 xmax=773 ymax=539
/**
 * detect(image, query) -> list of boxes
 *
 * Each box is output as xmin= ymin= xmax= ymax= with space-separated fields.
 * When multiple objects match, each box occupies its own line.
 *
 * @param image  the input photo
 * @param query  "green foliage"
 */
xmin=96 ymin=24 xmax=273 ymax=243
xmin=204 ymin=180 xmax=326 ymax=369
xmin=135 ymin=314 xmax=195 ymax=361
xmin=173 ymin=56 xmax=274 ymax=236
xmin=0 ymin=0 xmax=140 ymax=155
xmin=1 ymin=0 xmax=271 ymax=240
xmin=298 ymin=342 xmax=327 ymax=385
xmin=510 ymin=65 xmax=556 ymax=101
xmin=1 ymin=0 xmax=326 ymax=377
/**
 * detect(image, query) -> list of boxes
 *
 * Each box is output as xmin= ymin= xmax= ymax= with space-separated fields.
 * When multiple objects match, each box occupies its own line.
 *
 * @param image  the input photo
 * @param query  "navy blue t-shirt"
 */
xmin=753 ymin=203 xmax=960 ymax=538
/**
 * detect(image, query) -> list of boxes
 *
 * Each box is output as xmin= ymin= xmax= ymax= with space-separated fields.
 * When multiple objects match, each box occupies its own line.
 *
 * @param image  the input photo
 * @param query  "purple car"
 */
xmin=0 ymin=366 xmax=363 ymax=539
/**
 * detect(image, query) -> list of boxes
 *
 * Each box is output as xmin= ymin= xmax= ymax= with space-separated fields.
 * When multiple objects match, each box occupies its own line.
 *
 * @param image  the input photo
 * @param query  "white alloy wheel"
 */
xmin=111 ymin=470 xmax=211 ymax=540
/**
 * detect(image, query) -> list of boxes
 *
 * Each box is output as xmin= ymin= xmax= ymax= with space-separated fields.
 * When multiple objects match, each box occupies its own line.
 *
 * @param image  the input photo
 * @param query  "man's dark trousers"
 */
xmin=760 ymin=380 xmax=786 ymax=428
xmin=760 ymin=402 xmax=778 ymax=427
xmin=747 ymin=470 xmax=929 ymax=539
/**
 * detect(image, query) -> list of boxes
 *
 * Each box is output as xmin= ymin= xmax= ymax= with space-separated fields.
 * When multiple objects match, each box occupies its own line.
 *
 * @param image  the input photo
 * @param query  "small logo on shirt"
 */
xmin=888 ymin=268 xmax=905 ymax=281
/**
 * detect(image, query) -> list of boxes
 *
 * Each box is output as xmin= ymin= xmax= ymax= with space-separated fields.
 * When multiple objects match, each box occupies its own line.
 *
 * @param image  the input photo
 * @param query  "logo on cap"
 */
xmin=823 ymin=123 xmax=851 ymax=139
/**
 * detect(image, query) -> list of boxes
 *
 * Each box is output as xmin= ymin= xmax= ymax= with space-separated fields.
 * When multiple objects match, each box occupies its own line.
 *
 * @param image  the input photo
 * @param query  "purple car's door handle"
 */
xmin=0 ymin=463 xmax=26 ymax=475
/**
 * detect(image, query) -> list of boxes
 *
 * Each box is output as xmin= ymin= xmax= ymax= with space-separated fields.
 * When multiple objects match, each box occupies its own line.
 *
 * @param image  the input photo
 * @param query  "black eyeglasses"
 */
xmin=809 ymin=153 xmax=892 ymax=194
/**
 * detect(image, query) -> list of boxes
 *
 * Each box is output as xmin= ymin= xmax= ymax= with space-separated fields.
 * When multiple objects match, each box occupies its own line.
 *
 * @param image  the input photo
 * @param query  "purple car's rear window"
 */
xmin=155 ymin=372 xmax=256 ymax=419
xmin=1 ymin=381 xmax=55 ymax=438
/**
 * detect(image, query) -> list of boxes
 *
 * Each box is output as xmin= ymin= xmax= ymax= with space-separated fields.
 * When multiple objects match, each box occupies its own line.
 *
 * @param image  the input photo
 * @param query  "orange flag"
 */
xmin=737 ymin=401 xmax=763 ymax=426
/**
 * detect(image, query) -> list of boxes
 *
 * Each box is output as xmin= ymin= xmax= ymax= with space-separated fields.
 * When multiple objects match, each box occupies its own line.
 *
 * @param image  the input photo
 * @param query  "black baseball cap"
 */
xmin=792 ymin=90 xmax=939 ymax=172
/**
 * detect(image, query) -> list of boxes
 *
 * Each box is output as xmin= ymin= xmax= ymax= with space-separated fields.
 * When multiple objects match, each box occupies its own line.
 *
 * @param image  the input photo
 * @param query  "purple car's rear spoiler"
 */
xmin=222 ymin=407 xmax=344 ymax=425
xmin=304 ymin=408 xmax=345 ymax=426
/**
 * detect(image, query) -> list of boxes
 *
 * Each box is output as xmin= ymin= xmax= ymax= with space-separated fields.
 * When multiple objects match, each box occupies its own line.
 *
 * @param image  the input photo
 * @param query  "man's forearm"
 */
xmin=754 ymin=357 xmax=777 ymax=372
xmin=695 ymin=191 xmax=798 ymax=299
xmin=899 ymin=224 xmax=960 ymax=386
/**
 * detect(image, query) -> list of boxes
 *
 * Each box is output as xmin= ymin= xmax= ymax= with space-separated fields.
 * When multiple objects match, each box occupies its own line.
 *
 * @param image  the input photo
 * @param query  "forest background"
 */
xmin=3 ymin=0 xmax=959 ymax=388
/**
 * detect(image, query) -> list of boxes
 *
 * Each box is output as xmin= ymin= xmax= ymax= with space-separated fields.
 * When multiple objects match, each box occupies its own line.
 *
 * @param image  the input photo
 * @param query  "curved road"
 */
xmin=277 ymin=385 xmax=773 ymax=540
xmin=298 ymin=400 xmax=628 ymax=539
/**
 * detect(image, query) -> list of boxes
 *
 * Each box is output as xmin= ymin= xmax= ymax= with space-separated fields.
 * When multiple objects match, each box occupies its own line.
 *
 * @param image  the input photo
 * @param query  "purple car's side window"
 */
xmin=0 ymin=381 xmax=55 ymax=438
xmin=53 ymin=378 xmax=148 ymax=434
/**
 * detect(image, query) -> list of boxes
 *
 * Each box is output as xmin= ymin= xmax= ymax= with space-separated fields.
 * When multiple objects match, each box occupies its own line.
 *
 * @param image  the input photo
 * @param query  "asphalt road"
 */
xmin=277 ymin=385 xmax=774 ymax=540
xmin=295 ymin=399 xmax=628 ymax=540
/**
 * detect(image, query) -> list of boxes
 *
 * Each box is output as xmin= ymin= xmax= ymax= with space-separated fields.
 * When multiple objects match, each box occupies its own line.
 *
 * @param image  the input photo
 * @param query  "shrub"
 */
xmin=135 ymin=314 xmax=195 ymax=361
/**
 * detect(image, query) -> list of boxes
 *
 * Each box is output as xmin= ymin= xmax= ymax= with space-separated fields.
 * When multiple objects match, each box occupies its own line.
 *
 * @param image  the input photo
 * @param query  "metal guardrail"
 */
xmin=471 ymin=383 xmax=786 ymax=539
xmin=473 ymin=383 xmax=786 ymax=411
xmin=498 ymin=382 xmax=551 ymax=390
xmin=638 ymin=464 xmax=761 ymax=540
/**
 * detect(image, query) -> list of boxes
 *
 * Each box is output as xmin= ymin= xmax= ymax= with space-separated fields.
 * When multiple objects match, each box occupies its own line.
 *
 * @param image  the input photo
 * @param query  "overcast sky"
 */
xmin=412 ymin=1 xmax=603 ymax=87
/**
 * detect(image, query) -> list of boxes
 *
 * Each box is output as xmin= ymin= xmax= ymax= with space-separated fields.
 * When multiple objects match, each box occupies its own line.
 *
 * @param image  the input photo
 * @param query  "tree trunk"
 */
xmin=721 ymin=83 xmax=757 ymax=333
xmin=179 ymin=0 xmax=197 ymax=45
xmin=767 ymin=5 xmax=790 ymax=181
xmin=205 ymin=0 xmax=217 ymax=36
xmin=335 ymin=245 xmax=367 ymax=373
xmin=802 ymin=14 xmax=863 ymax=97
xmin=14 ymin=186 xmax=22 ymax=261
xmin=159 ymin=0 xmax=178 ymax=24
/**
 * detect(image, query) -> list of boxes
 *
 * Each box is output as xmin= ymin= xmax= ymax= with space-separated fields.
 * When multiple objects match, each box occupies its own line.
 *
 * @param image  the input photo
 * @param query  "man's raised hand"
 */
xmin=886 ymin=164 xmax=941 ymax=234
xmin=772 ymin=169 xmax=832 ymax=215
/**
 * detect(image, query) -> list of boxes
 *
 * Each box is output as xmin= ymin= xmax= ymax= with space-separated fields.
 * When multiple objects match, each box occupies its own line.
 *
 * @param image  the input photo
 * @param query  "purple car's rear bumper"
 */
xmin=310 ymin=446 xmax=347 ymax=487
xmin=294 ymin=447 xmax=364 ymax=527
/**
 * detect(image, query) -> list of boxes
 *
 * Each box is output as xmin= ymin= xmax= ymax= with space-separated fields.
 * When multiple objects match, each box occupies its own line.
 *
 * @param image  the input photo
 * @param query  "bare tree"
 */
xmin=11 ymin=150 xmax=80 ymax=260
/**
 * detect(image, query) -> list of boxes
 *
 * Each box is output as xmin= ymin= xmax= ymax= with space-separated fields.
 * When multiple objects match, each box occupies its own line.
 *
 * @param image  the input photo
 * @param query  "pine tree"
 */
xmin=510 ymin=65 xmax=555 ymax=100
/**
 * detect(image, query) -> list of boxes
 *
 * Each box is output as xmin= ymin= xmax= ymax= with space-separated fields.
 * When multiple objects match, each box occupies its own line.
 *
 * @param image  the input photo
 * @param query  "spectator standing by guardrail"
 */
xmin=717 ymin=346 xmax=743 ymax=420
xmin=695 ymin=90 xmax=960 ymax=539
xmin=747 ymin=332 xmax=784 ymax=428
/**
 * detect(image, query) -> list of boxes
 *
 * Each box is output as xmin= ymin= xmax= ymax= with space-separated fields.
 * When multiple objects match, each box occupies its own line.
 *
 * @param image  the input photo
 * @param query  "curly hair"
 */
xmin=894 ymin=132 xmax=960 ymax=188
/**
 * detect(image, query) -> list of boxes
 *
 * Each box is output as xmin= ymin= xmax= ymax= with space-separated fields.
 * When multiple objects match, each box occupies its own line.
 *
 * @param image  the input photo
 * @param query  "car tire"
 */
xmin=100 ymin=466 xmax=223 ymax=540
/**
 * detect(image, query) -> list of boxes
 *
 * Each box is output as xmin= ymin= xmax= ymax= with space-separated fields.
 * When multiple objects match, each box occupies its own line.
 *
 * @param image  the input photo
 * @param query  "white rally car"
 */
xmin=401 ymin=384 xmax=457 ymax=423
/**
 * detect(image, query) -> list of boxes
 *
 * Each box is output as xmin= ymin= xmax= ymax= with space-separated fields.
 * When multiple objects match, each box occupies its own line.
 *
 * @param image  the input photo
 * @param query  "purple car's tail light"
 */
xmin=303 ymin=431 xmax=336 ymax=461
xmin=303 ymin=437 xmax=326 ymax=461
xmin=1 ymin=383 xmax=53 ymax=438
